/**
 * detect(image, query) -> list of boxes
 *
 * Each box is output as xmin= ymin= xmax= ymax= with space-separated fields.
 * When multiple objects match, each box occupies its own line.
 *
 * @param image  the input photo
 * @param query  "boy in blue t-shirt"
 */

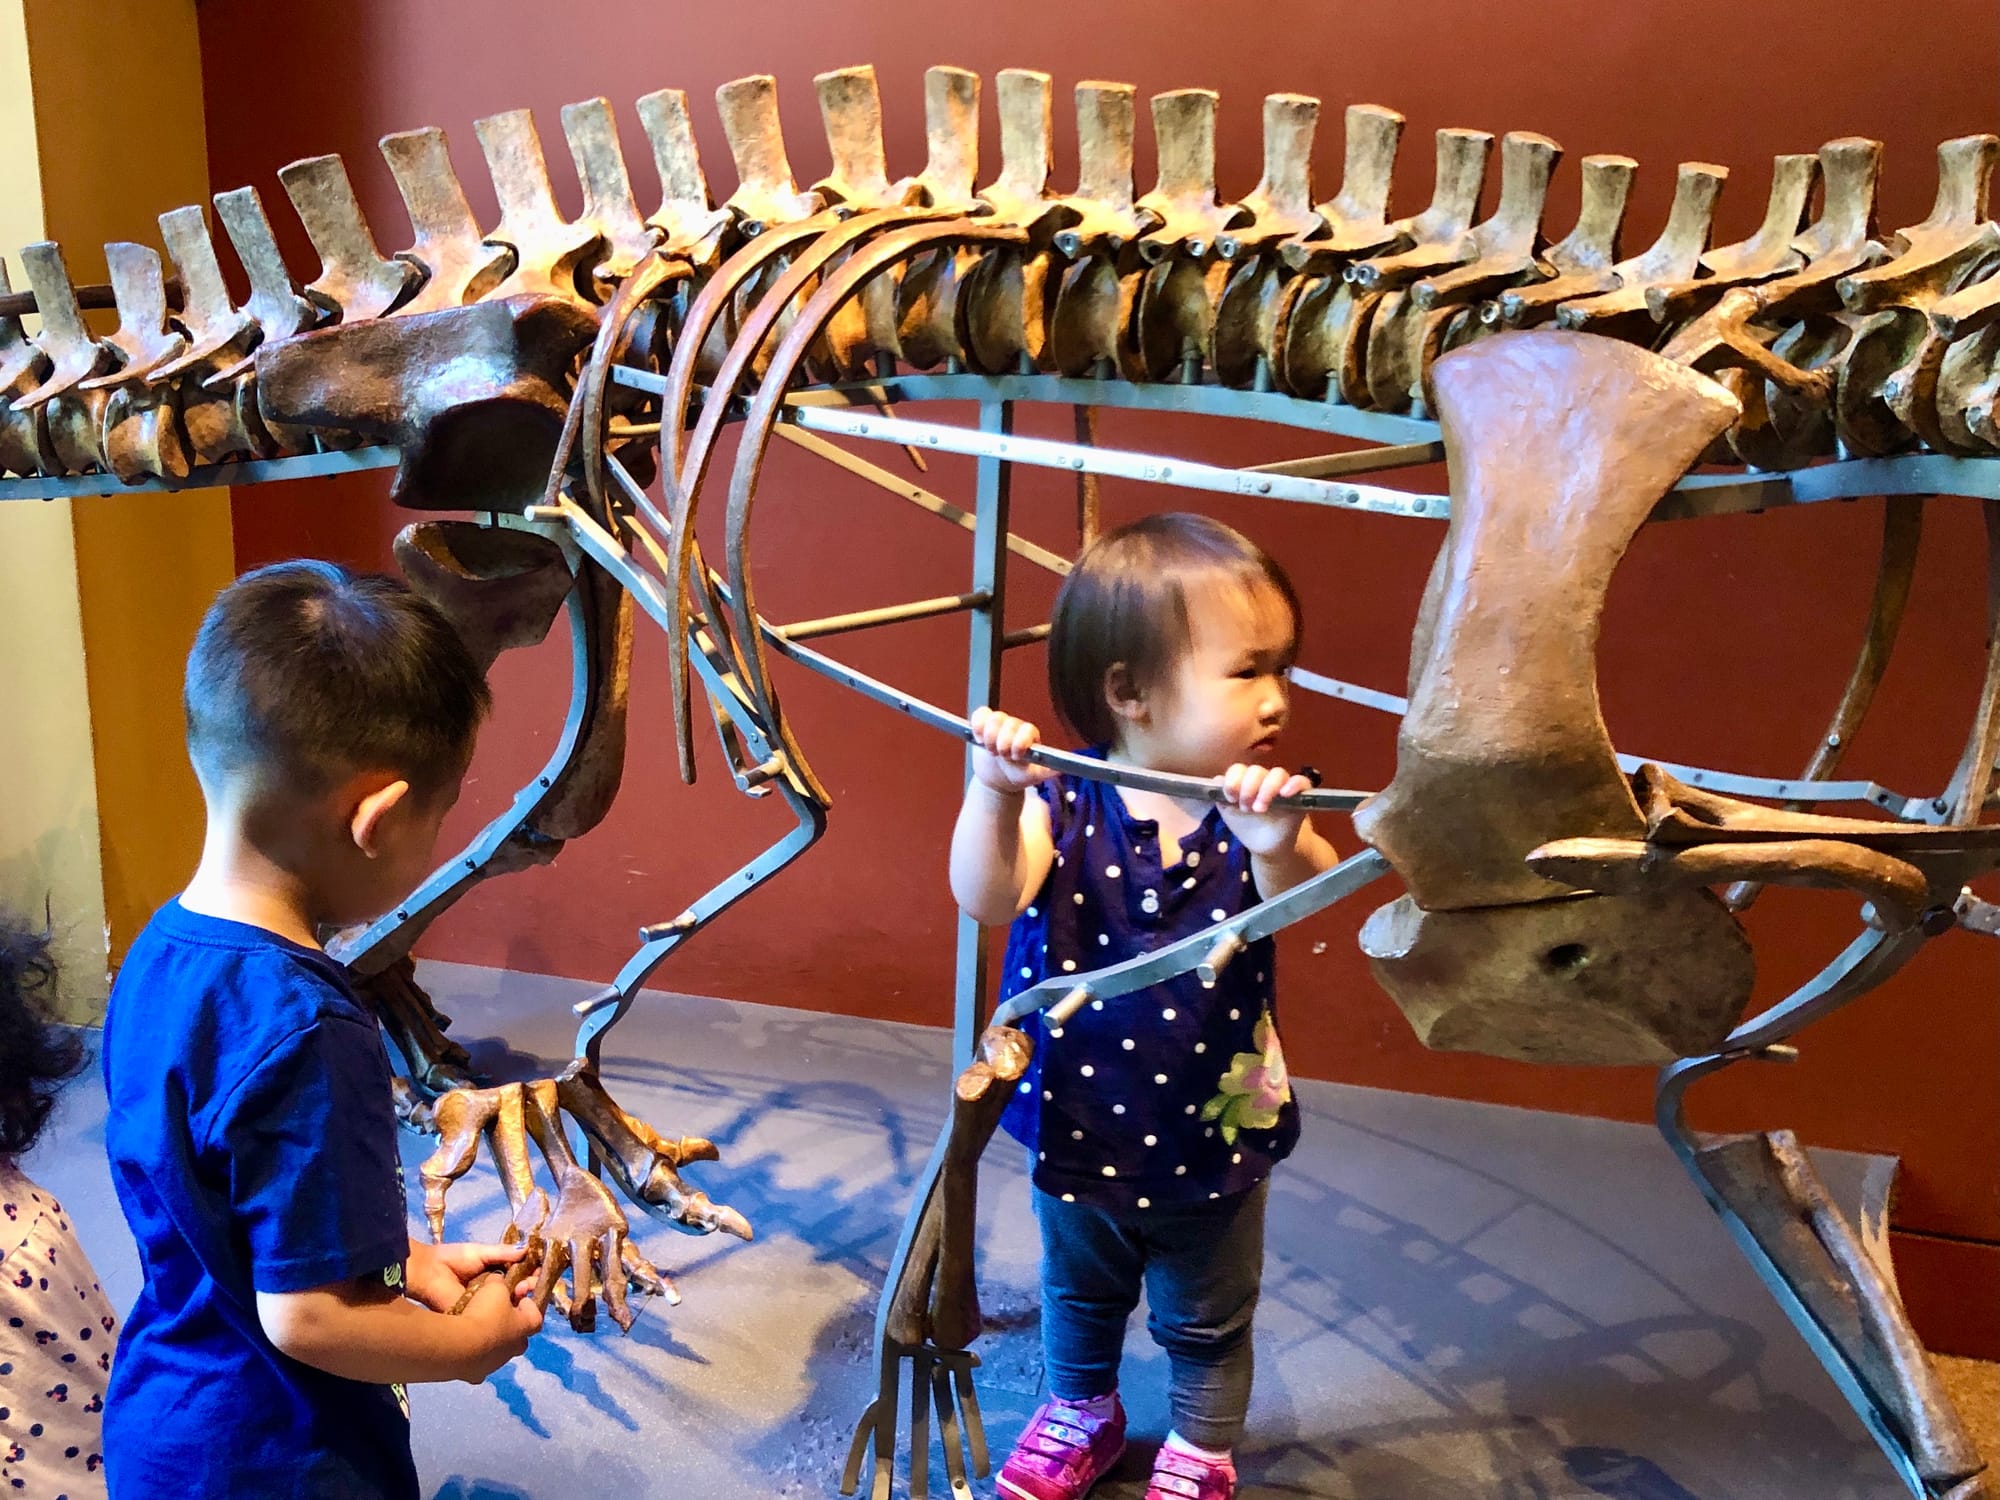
xmin=102 ymin=560 xmax=544 ymax=1498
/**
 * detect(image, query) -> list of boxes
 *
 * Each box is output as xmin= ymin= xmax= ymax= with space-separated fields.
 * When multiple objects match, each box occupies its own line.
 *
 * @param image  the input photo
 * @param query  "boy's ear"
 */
xmin=1103 ymin=662 xmax=1147 ymax=725
xmin=349 ymin=778 xmax=412 ymax=858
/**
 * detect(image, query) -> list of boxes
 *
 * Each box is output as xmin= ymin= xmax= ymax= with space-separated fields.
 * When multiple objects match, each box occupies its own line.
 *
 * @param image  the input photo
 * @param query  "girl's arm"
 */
xmin=1249 ymin=818 xmax=1340 ymax=898
xmin=950 ymin=708 xmax=1057 ymax=925
xmin=1218 ymin=763 xmax=1341 ymax=898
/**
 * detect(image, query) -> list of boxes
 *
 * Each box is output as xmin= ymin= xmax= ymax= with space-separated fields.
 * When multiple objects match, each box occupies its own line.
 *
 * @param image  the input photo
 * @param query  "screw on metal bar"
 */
xmin=1046 ymin=985 xmax=1095 ymax=1027
xmin=1196 ymin=930 xmax=1247 ymax=987
xmin=735 ymin=752 xmax=788 ymax=791
xmin=638 ymin=912 xmax=699 ymax=944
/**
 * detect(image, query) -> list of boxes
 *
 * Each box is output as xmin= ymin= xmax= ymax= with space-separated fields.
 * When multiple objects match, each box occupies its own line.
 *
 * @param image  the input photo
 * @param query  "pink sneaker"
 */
xmin=995 ymin=1394 xmax=1128 ymax=1500
xmin=1145 ymin=1443 xmax=1236 ymax=1500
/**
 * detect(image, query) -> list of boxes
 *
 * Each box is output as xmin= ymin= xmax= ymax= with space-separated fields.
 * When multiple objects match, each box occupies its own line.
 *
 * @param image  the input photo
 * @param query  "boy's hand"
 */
xmin=404 ymin=1238 xmax=528 ymax=1315
xmin=452 ymin=1273 xmax=544 ymax=1383
xmin=969 ymin=707 xmax=1055 ymax=794
xmin=1215 ymin=763 xmax=1316 ymax=856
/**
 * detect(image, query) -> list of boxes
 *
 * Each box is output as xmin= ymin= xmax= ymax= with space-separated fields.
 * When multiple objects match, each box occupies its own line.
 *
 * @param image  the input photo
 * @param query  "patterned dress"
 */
xmin=997 ymin=757 xmax=1300 ymax=1211
xmin=1 ymin=1159 xmax=113 ymax=1499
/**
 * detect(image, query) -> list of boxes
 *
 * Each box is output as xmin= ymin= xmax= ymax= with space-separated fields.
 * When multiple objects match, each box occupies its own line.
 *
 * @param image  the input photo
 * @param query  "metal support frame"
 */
xmin=1653 ymin=924 xmax=1946 ymax=1497
xmin=326 ymin=515 xmax=593 ymax=978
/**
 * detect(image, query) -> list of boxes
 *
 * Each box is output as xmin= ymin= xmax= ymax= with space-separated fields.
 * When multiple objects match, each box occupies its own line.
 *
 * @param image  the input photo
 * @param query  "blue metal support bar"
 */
xmin=0 ymin=443 xmax=400 ymax=501
xmin=1286 ymin=667 xmax=1948 ymax=820
xmin=781 ymin=402 xmax=1445 ymax=519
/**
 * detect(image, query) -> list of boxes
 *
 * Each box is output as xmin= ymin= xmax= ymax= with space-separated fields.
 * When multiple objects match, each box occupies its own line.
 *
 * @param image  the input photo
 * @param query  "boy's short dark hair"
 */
xmin=0 ymin=917 xmax=84 ymax=1159
xmin=1047 ymin=512 xmax=1302 ymax=747
xmin=185 ymin=560 xmax=490 ymax=798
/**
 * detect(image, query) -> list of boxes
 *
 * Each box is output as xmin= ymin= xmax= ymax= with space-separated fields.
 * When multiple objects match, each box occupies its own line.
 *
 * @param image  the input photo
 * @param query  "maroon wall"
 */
xmin=198 ymin=0 xmax=1998 ymax=1349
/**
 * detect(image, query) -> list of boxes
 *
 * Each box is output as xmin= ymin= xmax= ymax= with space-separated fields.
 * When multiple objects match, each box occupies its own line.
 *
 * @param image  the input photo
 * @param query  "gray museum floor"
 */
xmin=31 ymin=959 xmax=1930 ymax=1499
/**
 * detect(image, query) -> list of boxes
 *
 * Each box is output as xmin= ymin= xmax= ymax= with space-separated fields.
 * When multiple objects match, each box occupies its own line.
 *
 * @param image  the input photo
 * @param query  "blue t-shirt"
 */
xmin=101 ymin=900 xmax=416 ymax=1499
xmin=998 ymin=759 xmax=1300 ymax=1210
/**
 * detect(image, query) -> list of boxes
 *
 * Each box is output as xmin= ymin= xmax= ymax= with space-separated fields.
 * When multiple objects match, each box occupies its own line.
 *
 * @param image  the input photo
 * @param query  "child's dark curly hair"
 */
xmin=0 ymin=917 xmax=85 ymax=1159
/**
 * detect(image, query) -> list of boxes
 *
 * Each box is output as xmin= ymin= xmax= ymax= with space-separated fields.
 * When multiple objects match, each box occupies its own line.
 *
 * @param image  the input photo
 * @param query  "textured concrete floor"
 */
xmin=1933 ymin=1357 xmax=1997 ymax=1471
xmin=29 ymin=959 xmax=1932 ymax=1499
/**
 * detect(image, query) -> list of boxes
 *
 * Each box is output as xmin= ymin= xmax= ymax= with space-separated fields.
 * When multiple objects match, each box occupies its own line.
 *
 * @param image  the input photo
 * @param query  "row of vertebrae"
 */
xmin=4 ymin=63 xmax=1998 ymax=486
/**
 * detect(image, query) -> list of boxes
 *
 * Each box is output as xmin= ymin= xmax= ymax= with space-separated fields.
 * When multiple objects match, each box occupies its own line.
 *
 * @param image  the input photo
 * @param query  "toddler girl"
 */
xmin=950 ymin=512 xmax=1337 ymax=1500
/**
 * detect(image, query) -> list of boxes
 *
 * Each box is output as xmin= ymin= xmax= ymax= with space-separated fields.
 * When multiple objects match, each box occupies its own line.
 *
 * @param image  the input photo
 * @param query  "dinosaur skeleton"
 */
xmin=1 ymin=64 xmax=1996 ymax=1500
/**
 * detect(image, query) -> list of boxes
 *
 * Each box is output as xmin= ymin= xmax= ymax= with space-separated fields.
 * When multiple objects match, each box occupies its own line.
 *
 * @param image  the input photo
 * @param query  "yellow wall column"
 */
xmin=0 ymin=0 xmax=110 ymax=1019
xmin=26 ymin=0 xmax=234 ymax=982
xmin=0 ymin=0 xmax=235 ymax=1018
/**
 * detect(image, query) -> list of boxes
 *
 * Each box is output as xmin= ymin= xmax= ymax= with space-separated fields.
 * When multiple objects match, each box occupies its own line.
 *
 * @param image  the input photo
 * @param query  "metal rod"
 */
xmin=959 ymin=399 xmax=1013 ymax=1067
xmin=614 ymin=363 xmax=1448 ymax=444
xmin=773 ymin=423 xmax=1073 ymax=576
xmin=1247 ymin=440 xmax=1445 ymax=478
xmin=1287 ymin=666 xmax=1941 ymax=820
xmin=0 ymin=442 xmax=400 ymax=501
xmin=778 ymin=591 xmax=990 ymax=641
xmin=0 ymin=276 xmax=184 ymax=319
xmin=991 ymin=848 xmax=1394 ymax=1027
xmin=1288 ymin=665 xmax=1410 ymax=715
xmin=782 ymin=403 xmax=1447 ymax=519
xmin=763 ymin=622 xmax=1371 ymax=812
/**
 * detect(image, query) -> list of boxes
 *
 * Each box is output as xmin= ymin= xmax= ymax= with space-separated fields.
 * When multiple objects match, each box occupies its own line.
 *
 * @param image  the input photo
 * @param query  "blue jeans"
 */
xmin=1034 ymin=1178 xmax=1268 ymax=1451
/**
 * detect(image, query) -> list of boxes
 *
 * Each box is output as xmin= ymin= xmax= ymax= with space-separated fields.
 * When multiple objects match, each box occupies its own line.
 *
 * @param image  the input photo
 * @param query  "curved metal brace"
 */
xmin=989 ymin=846 xmax=1393 ymax=1028
xmin=1653 ymin=919 xmax=1984 ymax=1500
xmin=329 ymin=525 xmax=592 ymax=981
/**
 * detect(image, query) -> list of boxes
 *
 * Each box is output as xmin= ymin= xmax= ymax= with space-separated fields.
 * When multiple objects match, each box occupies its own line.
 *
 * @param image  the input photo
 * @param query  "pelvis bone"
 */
xmin=1353 ymin=331 xmax=1754 ymax=1066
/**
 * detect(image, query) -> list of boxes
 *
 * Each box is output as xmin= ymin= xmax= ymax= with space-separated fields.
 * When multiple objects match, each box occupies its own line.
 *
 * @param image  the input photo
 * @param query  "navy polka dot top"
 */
xmin=997 ymin=756 xmax=1300 ymax=1211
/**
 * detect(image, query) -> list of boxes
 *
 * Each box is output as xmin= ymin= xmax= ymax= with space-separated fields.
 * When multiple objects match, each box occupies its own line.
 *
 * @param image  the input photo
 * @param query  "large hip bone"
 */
xmin=256 ymin=292 xmax=598 ymax=510
xmin=1355 ymin=330 xmax=1750 ymax=1064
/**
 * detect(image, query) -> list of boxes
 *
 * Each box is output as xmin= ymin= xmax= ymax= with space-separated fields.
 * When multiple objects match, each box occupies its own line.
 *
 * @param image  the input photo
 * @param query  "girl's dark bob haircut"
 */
xmin=0 ymin=918 xmax=84 ymax=1160
xmin=1046 ymin=512 xmax=1301 ymax=748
